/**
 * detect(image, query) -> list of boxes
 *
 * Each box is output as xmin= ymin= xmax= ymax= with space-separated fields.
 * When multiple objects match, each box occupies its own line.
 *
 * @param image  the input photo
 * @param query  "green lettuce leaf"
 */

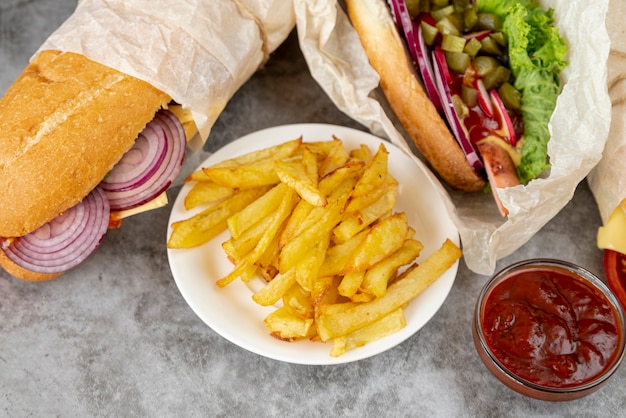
xmin=477 ymin=0 xmax=568 ymax=184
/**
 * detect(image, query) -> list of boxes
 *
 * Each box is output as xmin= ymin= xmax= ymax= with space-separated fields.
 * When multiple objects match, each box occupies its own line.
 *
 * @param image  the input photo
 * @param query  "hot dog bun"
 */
xmin=0 ymin=50 xmax=171 ymax=239
xmin=345 ymin=0 xmax=486 ymax=192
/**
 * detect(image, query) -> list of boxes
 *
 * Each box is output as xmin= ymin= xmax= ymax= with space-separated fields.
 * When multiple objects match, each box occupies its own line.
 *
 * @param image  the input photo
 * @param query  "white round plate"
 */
xmin=167 ymin=124 xmax=460 ymax=365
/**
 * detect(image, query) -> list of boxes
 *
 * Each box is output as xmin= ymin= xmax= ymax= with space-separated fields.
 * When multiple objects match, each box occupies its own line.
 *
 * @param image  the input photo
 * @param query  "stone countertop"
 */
xmin=1 ymin=1 xmax=624 ymax=416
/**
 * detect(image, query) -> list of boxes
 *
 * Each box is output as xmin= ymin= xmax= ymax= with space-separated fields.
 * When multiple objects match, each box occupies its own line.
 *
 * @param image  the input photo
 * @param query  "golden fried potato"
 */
xmin=167 ymin=187 xmax=269 ymax=249
xmin=170 ymin=137 xmax=461 ymax=357
xmin=317 ymin=239 xmax=461 ymax=341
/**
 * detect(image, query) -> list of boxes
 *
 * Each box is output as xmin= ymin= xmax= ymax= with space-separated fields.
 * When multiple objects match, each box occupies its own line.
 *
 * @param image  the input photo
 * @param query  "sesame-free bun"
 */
xmin=0 ymin=50 xmax=170 ymax=238
xmin=0 ymin=250 xmax=61 ymax=282
xmin=345 ymin=0 xmax=486 ymax=192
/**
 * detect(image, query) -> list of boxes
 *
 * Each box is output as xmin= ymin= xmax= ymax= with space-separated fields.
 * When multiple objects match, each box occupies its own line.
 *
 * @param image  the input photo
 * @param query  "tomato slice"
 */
xmin=603 ymin=249 xmax=626 ymax=311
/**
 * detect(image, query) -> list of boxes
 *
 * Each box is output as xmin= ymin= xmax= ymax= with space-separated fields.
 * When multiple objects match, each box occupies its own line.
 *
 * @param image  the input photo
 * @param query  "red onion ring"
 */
xmin=432 ymin=46 xmax=484 ymax=172
xmin=100 ymin=109 xmax=186 ymax=211
xmin=1 ymin=187 xmax=110 ymax=274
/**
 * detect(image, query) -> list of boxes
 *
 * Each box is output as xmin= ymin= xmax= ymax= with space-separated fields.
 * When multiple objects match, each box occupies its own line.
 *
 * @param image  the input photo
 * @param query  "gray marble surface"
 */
xmin=1 ymin=1 xmax=624 ymax=417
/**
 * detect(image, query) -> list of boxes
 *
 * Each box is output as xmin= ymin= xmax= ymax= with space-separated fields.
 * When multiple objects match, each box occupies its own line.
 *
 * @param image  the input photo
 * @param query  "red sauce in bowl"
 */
xmin=475 ymin=260 xmax=626 ymax=399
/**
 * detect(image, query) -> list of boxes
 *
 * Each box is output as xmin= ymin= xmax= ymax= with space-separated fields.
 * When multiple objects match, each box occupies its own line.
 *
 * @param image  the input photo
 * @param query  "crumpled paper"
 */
xmin=294 ymin=0 xmax=612 ymax=275
xmin=37 ymin=0 xmax=296 ymax=152
xmin=588 ymin=0 xmax=626 ymax=225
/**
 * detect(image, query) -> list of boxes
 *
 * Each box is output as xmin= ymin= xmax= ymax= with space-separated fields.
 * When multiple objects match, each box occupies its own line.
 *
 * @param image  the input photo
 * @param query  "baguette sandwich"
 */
xmin=0 ymin=50 xmax=191 ymax=281
xmin=345 ymin=0 xmax=567 ymax=215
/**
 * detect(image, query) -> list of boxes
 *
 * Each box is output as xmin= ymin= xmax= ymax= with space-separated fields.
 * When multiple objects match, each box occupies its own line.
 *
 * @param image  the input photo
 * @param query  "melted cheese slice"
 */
xmin=167 ymin=104 xmax=198 ymax=142
xmin=114 ymin=191 xmax=169 ymax=220
xmin=597 ymin=199 xmax=626 ymax=253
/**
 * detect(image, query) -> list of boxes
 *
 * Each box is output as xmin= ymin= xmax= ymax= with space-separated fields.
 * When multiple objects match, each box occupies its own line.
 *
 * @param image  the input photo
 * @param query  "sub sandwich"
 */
xmin=0 ymin=50 xmax=193 ymax=281
xmin=345 ymin=0 xmax=567 ymax=215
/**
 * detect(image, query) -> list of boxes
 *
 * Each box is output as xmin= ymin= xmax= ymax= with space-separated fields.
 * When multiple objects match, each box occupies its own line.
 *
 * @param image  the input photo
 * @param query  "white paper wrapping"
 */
xmin=37 ymin=0 xmax=296 ymax=151
xmin=588 ymin=0 xmax=626 ymax=224
xmin=294 ymin=0 xmax=612 ymax=275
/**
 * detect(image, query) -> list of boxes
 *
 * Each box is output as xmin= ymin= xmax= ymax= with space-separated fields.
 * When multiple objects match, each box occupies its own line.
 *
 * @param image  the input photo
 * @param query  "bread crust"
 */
xmin=0 ymin=249 xmax=61 ymax=282
xmin=345 ymin=0 xmax=486 ymax=192
xmin=0 ymin=50 xmax=171 ymax=238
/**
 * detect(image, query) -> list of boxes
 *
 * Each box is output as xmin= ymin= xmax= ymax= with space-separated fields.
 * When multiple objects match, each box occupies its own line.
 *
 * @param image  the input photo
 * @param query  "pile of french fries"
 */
xmin=168 ymin=136 xmax=461 ymax=357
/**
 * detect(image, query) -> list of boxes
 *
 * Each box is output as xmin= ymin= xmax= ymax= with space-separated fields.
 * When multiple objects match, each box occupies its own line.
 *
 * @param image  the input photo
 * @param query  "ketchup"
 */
xmin=482 ymin=265 xmax=623 ymax=388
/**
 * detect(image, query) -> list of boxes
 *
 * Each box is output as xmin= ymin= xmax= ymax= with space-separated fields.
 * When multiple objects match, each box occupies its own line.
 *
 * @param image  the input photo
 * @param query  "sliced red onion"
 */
xmin=100 ymin=109 xmax=186 ymax=211
xmin=415 ymin=20 xmax=443 ymax=112
xmin=463 ymin=30 xmax=492 ymax=42
xmin=431 ymin=46 xmax=483 ymax=172
xmin=1 ymin=187 xmax=110 ymax=274
xmin=387 ymin=0 xmax=443 ymax=112
xmin=476 ymin=79 xmax=494 ymax=118
xmin=490 ymin=90 xmax=517 ymax=146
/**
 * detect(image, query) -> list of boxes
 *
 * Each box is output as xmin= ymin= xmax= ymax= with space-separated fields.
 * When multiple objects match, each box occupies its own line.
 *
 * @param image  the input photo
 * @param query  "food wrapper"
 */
xmin=36 ymin=0 xmax=296 ymax=153
xmin=588 ymin=0 xmax=626 ymax=226
xmin=294 ymin=0 xmax=612 ymax=274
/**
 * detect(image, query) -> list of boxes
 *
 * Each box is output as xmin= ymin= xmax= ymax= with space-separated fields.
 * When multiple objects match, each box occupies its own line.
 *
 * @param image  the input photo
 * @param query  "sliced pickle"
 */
xmin=462 ymin=84 xmax=479 ymax=107
xmin=490 ymin=32 xmax=507 ymax=47
xmin=482 ymin=66 xmax=511 ymax=90
xmin=498 ymin=82 xmax=522 ymax=110
xmin=405 ymin=0 xmax=421 ymax=18
xmin=421 ymin=21 xmax=439 ymax=47
xmin=463 ymin=5 xmax=478 ymax=30
xmin=441 ymin=34 xmax=466 ymax=53
xmin=446 ymin=51 xmax=471 ymax=73
xmin=432 ymin=5 xmax=455 ymax=22
xmin=475 ymin=13 xmax=502 ymax=32
xmin=472 ymin=56 xmax=500 ymax=77
xmin=480 ymin=36 xmax=502 ymax=56
xmin=451 ymin=94 xmax=469 ymax=119
xmin=436 ymin=16 xmax=461 ymax=36
xmin=431 ymin=0 xmax=450 ymax=8
xmin=464 ymin=37 xmax=482 ymax=58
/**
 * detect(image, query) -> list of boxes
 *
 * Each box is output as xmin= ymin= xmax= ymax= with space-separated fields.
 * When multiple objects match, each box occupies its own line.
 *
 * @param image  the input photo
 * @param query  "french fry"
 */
xmin=283 ymin=283 xmax=315 ymax=319
xmin=349 ymin=143 xmax=373 ymax=163
xmin=202 ymin=159 xmax=282 ymax=188
xmin=227 ymin=183 xmax=291 ymax=239
xmin=344 ymin=143 xmax=389 ymax=213
xmin=167 ymin=187 xmax=269 ymax=249
xmin=252 ymin=268 xmax=298 ymax=306
xmin=330 ymin=308 xmax=406 ymax=357
xmin=299 ymin=138 xmax=342 ymax=162
xmin=319 ymin=229 xmax=369 ymax=277
xmin=317 ymin=239 xmax=462 ymax=341
xmin=337 ymin=270 xmax=365 ymax=299
xmin=264 ymin=306 xmax=315 ymax=341
xmin=184 ymin=181 xmax=235 ymax=210
xmin=202 ymin=139 xmax=303 ymax=188
xmin=342 ymin=212 xmax=409 ymax=273
xmin=294 ymin=235 xmax=329 ymax=292
xmin=360 ymin=239 xmax=424 ymax=298
xmin=212 ymin=138 xmax=302 ymax=168
xmin=279 ymin=161 xmax=363 ymax=249
xmin=222 ymin=212 xmax=276 ymax=262
xmin=318 ymin=137 xmax=351 ymax=176
xmin=217 ymin=188 xmax=299 ymax=287
xmin=186 ymin=168 xmax=212 ymax=183
xmin=277 ymin=176 xmax=356 ymax=273
xmin=333 ymin=176 xmax=398 ymax=244
xmin=274 ymin=148 xmax=327 ymax=207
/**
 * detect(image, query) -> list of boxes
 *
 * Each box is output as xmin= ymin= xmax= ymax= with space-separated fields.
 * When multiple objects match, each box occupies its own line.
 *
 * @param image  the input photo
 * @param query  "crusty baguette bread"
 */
xmin=345 ymin=0 xmax=486 ymax=192
xmin=0 ymin=50 xmax=171 ymax=238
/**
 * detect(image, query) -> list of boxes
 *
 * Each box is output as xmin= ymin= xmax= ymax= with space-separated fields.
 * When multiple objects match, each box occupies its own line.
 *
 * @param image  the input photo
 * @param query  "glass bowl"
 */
xmin=473 ymin=259 xmax=626 ymax=401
